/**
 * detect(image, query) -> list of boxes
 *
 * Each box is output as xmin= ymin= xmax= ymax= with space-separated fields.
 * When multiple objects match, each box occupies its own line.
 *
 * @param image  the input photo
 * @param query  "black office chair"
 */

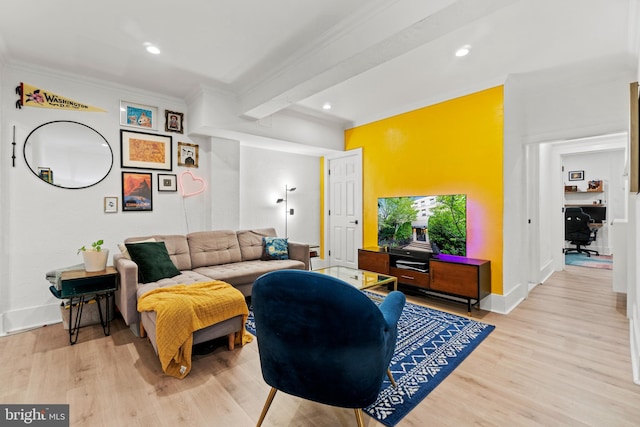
xmin=564 ymin=207 xmax=599 ymax=257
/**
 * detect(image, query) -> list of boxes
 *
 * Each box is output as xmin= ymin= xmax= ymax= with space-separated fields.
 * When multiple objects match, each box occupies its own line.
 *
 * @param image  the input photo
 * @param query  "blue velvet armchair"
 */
xmin=252 ymin=269 xmax=406 ymax=427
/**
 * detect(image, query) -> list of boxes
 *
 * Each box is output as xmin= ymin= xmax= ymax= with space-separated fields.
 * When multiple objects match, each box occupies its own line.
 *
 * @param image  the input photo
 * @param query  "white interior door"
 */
xmin=325 ymin=149 xmax=362 ymax=268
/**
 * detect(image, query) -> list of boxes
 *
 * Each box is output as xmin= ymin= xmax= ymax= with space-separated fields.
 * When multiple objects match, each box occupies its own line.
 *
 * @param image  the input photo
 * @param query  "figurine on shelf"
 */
xmin=587 ymin=180 xmax=602 ymax=191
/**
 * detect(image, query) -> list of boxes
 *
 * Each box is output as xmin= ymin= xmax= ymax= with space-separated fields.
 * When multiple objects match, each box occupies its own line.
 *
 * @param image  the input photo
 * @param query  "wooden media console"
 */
xmin=358 ymin=247 xmax=490 ymax=313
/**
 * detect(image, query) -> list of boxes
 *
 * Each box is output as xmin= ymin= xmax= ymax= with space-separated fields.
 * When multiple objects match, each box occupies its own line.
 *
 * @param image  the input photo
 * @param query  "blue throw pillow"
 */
xmin=262 ymin=237 xmax=289 ymax=260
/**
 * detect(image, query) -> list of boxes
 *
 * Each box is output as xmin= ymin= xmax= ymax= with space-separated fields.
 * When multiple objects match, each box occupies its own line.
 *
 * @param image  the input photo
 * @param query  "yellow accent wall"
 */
xmin=344 ymin=86 xmax=504 ymax=294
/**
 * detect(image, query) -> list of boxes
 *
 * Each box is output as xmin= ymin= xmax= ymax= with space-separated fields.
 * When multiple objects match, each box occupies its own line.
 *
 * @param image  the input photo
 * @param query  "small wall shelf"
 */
xmin=565 ymin=190 xmax=603 ymax=194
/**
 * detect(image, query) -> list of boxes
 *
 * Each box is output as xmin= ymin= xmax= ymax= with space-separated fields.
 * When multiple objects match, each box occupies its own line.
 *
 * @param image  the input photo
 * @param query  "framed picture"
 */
xmin=568 ymin=170 xmax=584 ymax=181
xmin=177 ymin=141 xmax=199 ymax=168
xmin=104 ymin=196 xmax=118 ymax=213
xmin=122 ymin=172 xmax=152 ymax=212
xmin=120 ymin=130 xmax=172 ymax=170
xmin=120 ymin=101 xmax=158 ymax=130
xmin=158 ymin=174 xmax=177 ymax=192
xmin=165 ymin=110 xmax=184 ymax=133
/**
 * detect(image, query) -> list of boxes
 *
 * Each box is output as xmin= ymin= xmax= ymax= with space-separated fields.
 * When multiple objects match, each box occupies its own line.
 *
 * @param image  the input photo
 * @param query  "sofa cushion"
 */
xmin=118 ymin=238 xmax=156 ymax=259
xmin=193 ymin=259 xmax=306 ymax=287
xmin=125 ymin=242 xmax=181 ymax=284
xmin=125 ymin=235 xmax=192 ymax=270
xmin=237 ymin=228 xmax=277 ymax=261
xmin=188 ymin=230 xmax=242 ymax=268
xmin=261 ymin=237 xmax=289 ymax=260
xmin=136 ymin=271 xmax=214 ymax=298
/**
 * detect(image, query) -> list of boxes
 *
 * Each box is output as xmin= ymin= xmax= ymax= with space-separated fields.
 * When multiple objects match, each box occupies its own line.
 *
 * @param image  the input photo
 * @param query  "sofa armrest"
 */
xmin=114 ymin=253 xmax=140 ymax=326
xmin=288 ymin=241 xmax=310 ymax=270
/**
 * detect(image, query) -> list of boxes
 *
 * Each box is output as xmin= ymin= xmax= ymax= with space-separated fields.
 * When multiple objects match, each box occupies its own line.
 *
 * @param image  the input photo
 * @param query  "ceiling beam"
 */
xmin=238 ymin=0 xmax=516 ymax=119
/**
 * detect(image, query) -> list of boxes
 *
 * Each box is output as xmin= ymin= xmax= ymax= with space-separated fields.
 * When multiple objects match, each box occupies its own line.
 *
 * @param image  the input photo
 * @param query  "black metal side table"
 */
xmin=48 ymin=267 xmax=118 ymax=345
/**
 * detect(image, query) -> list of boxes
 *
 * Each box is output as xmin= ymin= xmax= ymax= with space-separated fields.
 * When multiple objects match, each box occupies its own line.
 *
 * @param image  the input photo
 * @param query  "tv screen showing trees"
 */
xmin=377 ymin=194 xmax=467 ymax=256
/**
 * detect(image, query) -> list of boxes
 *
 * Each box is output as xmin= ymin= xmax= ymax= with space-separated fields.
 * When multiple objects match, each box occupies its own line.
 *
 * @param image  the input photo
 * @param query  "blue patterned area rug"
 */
xmin=245 ymin=291 xmax=495 ymax=427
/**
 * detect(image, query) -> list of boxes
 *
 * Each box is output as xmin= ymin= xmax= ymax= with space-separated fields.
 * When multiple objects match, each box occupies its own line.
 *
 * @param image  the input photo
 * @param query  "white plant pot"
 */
xmin=82 ymin=249 xmax=109 ymax=272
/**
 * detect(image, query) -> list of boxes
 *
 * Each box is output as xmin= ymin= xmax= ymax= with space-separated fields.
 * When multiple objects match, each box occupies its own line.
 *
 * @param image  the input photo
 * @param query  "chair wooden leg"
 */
xmin=256 ymin=387 xmax=278 ymax=427
xmin=354 ymin=408 xmax=365 ymax=427
xmin=387 ymin=368 xmax=397 ymax=388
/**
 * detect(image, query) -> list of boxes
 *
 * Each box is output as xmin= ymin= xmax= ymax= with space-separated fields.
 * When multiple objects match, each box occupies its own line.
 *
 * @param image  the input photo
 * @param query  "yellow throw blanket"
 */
xmin=138 ymin=281 xmax=253 ymax=379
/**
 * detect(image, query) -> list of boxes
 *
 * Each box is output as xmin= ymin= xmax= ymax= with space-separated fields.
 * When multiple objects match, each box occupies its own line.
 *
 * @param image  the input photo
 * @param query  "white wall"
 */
xmin=502 ymin=54 xmax=635 ymax=315
xmin=0 ymin=63 xmax=329 ymax=335
xmin=0 ymin=63 xmax=207 ymax=334
xmin=629 ymin=4 xmax=640 ymax=382
xmin=629 ymin=195 xmax=640 ymax=384
xmin=0 ymin=61 xmax=7 ymax=335
xmin=536 ymin=143 xmax=555 ymax=282
xmin=209 ymin=136 xmax=241 ymax=230
xmin=239 ymin=146 xmax=320 ymax=246
xmin=505 ymin=53 xmax=640 ymax=381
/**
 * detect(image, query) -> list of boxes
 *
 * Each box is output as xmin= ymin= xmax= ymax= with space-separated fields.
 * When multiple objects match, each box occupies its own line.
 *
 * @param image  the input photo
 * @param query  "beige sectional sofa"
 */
xmin=114 ymin=228 xmax=309 ymax=353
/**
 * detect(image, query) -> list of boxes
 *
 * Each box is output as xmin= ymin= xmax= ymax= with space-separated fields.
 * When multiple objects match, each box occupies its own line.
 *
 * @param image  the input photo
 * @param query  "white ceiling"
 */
xmin=0 ymin=0 xmax=636 ymax=128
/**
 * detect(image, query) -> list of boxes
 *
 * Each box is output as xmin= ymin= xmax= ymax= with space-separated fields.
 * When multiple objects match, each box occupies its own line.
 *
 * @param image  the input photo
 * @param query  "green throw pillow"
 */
xmin=125 ymin=241 xmax=180 ymax=283
xmin=261 ymin=237 xmax=289 ymax=260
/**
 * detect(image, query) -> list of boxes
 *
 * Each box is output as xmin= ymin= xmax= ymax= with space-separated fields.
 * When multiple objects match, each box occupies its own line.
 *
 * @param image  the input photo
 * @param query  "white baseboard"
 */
xmin=310 ymin=258 xmax=330 ymax=270
xmin=630 ymin=304 xmax=640 ymax=385
xmin=539 ymin=258 xmax=555 ymax=284
xmin=480 ymin=281 xmax=527 ymax=315
xmin=1 ymin=302 xmax=61 ymax=335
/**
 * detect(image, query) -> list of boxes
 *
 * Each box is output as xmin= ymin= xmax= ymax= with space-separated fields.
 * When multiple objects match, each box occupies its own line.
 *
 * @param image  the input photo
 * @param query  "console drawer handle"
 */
xmin=400 ymin=275 xmax=414 ymax=280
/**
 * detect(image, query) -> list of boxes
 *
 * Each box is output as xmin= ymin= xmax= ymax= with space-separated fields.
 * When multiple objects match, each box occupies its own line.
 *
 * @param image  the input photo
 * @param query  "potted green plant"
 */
xmin=77 ymin=239 xmax=109 ymax=272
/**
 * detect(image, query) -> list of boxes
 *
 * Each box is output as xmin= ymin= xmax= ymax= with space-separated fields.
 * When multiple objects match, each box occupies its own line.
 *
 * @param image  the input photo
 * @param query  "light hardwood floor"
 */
xmin=2 ymin=265 xmax=639 ymax=426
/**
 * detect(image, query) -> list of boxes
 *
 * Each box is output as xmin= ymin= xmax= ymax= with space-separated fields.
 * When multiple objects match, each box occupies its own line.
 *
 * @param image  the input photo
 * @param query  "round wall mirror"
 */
xmin=23 ymin=121 xmax=113 ymax=189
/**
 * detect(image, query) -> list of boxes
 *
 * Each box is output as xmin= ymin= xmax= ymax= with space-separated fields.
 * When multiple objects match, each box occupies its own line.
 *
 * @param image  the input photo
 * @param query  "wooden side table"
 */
xmin=49 ymin=267 xmax=118 ymax=345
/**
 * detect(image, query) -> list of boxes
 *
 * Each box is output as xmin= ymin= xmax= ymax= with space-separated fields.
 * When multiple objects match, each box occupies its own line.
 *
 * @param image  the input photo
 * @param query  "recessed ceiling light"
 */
xmin=144 ymin=43 xmax=161 ymax=55
xmin=455 ymin=45 xmax=470 ymax=57
xmin=322 ymin=102 xmax=332 ymax=110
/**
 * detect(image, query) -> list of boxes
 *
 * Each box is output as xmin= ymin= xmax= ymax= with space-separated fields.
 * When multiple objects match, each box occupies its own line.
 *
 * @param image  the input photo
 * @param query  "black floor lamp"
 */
xmin=276 ymin=185 xmax=296 ymax=238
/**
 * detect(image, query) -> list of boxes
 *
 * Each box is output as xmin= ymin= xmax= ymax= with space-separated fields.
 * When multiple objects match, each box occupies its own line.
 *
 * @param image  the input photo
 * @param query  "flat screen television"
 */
xmin=377 ymin=194 xmax=467 ymax=256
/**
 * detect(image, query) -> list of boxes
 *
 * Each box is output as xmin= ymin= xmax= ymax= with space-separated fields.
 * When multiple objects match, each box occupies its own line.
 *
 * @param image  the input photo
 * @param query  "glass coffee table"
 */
xmin=313 ymin=266 xmax=397 ymax=291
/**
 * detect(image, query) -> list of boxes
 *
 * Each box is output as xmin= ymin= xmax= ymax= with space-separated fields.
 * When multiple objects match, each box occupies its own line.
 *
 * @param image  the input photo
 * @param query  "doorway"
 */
xmin=541 ymin=133 xmax=627 ymax=275
xmin=324 ymin=149 xmax=363 ymax=269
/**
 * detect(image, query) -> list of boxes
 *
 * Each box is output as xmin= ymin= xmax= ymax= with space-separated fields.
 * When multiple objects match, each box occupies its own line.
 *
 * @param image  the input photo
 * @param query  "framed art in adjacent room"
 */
xmin=120 ymin=101 xmax=158 ymax=130
xmin=158 ymin=174 xmax=177 ymax=192
xmin=165 ymin=110 xmax=184 ymax=133
xmin=122 ymin=172 xmax=152 ymax=211
xmin=568 ymin=170 xmax=584 ymax=181
xmin=177 ymin=141 xmax=198 ymax=167
xmin=104 ymin=196 xmax=118 ymax=213
xmin=120 ymin=129 xmax=172 ymax=170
